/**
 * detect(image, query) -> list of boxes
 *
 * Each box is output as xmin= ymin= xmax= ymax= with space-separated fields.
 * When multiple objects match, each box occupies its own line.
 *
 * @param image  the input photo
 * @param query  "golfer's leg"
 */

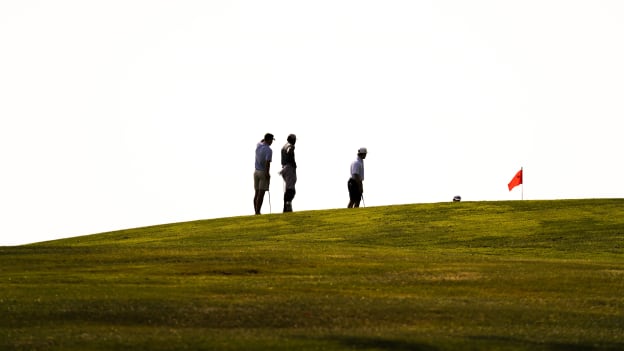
xmin=256 ymin=191 xmax=265 ymax=214
xmin=254 ymin=190 xmax=261 ymax=214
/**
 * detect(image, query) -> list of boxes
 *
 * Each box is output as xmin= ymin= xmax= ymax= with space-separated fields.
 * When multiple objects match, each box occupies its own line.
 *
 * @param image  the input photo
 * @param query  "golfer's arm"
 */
xmin=353 ymin=174 xmax=363 ymax=192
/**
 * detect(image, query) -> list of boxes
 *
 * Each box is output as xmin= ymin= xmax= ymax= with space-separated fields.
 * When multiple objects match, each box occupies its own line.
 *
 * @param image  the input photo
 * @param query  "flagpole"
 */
xmin=521 ymin=167 xmax=524 ymax=200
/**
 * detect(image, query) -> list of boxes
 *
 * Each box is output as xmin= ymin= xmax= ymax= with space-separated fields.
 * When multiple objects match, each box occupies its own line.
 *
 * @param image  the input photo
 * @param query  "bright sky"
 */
xmin=1 ymin=1 xmax=623 ymax=246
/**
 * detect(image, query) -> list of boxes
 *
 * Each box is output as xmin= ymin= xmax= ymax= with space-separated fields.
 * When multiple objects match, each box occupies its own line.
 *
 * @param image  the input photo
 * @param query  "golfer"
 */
xmin=279 ymin=134 xmax=297 ymax=212
xmin=254 ymin=133 xmax=275 ymax=215
xmin=348 ymin=147 xmax=367 ymax=208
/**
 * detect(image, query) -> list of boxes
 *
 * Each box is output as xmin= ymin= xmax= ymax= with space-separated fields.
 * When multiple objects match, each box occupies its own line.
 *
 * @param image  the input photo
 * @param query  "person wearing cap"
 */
xmin=254 ymin=133 xmax=275 ymax=215
xmin=348 ymin=147 xmax=367 ymax=208
xmin=279 ymin=134 xmax=297 ymax=212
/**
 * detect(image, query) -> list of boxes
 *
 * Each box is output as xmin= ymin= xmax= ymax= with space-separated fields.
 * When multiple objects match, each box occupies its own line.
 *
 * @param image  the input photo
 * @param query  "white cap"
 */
xmin=358 ymin=147 xmax=368 ymax=154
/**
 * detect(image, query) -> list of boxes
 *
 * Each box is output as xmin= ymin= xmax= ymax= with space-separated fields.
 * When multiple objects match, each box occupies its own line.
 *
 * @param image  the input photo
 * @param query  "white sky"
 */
xmin=1 ymin=1 xmax=623 ymax=245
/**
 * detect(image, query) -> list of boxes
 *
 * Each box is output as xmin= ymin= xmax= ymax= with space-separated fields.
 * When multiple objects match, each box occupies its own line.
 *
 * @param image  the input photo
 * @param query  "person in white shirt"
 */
xmin=348 ymin=147 xmax=367 ymax=208
xmin=253 ymin=133 xmax=275 ymax=215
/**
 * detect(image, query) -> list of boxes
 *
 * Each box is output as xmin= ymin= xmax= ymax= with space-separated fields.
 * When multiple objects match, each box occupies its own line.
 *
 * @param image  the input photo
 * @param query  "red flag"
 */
xmin=508 ymin=169 xmax=523 ymax=191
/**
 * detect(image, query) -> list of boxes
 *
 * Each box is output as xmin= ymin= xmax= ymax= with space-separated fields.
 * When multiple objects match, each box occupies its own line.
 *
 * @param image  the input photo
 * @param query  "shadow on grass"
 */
xmin=325 ymin=336 xmax=438 ymax=351
xmin=467 ymin=335 xmax=624 ymax=351
xmin=539 ymin=343 xmax=624 ymax=351
xmin=324 ymin=335 xmax=624 ymax=351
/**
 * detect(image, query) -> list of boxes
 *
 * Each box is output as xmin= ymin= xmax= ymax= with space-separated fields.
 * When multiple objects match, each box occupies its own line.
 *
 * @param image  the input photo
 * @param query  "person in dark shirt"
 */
xmin=280 ymin=134 xmax=297 ymax=212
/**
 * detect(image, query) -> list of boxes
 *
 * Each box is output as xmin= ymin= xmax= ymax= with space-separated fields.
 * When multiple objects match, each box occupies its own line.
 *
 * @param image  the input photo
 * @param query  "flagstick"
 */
xmin=521 ymin=167 xmax=524 ymax=200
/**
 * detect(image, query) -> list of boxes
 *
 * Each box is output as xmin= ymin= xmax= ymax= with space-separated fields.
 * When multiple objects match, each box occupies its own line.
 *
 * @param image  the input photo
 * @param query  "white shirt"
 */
xmin=350 ymin=157 xmax=364 ymax=181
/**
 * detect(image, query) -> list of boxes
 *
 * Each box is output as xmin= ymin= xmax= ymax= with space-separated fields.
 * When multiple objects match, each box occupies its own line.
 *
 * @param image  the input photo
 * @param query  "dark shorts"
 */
xmin=347 ymin=178 xmax=362 ymax=202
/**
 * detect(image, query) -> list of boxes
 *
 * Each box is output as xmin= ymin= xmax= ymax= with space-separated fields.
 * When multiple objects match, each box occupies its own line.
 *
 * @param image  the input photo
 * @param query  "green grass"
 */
xmin=1 ymin=199 xmax=623 ymax=350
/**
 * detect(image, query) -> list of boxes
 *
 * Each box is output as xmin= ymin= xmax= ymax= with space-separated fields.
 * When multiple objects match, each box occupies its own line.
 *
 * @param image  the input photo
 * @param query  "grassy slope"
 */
xmin=1 ymin=199 xmax=623 ymax=350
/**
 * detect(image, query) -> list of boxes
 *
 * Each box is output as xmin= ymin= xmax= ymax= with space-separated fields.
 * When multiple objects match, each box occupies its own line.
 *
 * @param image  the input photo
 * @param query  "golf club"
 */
xmin=268 ymin=189 xmax=272 ymax=214
xmin=361 ymin=194 xmax=365 ymax=207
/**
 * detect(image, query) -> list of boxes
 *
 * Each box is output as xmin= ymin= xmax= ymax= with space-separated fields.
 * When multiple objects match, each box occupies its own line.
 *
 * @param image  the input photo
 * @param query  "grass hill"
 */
xmin=1 ymin=199 xmax=623 ymax=350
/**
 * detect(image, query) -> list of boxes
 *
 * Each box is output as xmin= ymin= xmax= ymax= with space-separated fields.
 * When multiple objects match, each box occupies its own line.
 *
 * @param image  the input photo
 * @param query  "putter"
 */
xmin=361 ymin=194 xmax=365 ymax=207
xmin=268 ymin=190 xmax=272 ymax=214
